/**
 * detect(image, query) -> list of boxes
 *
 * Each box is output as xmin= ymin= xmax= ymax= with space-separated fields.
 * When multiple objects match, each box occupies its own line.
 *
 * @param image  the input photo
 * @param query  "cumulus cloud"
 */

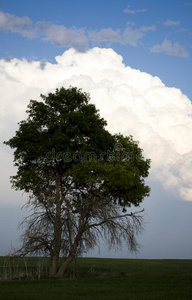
xmin=1 ymin=47 xmax=192 ymax=204
xmin=89 ymin=25 xmax=155 ymax=47
xmin=0 ymin=11 xmax=156 ymax=51
xmin=36 ymin=21 xmax=88 ymax=52
xmin=151 ymin=38 xmax=189 ymax=57
xmin=0 ymin=11 xmax=33 ymax=37
xmin=88 ymin=28 xmax=121 ymax=44
xmin=123 ymin=25 xmax=155 ymax=46
xmin=0 ymin=11 xmax=88 ymax=51
xmin=123 ymin=27 xmax=144 ymax=46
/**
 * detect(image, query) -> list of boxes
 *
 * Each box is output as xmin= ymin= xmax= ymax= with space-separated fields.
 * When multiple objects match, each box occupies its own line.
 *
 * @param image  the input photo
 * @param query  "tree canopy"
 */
xmin=4 ymin=86 xmax=151 ymax=277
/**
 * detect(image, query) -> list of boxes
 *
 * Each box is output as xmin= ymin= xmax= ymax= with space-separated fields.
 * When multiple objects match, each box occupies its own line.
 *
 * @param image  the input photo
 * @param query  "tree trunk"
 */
xmin=56 ymin=255 xmax=74 ymax=278
xmin=49 ymin=170 xmax=62 ymax=277
xmin=49 ymin=254 xmax=59 ymax=277
xmin=56 ymin=227 xmax=84 ymax=277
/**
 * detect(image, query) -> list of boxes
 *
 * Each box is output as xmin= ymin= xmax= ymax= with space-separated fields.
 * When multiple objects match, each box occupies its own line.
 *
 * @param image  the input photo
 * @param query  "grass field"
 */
xmin=0 ymin=257 xmax=192 ymax=300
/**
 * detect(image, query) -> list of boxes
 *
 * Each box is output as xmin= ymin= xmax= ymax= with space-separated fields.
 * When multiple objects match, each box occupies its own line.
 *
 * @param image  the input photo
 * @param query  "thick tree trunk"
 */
xmin=56 ymin=255 xmax=74 ymax=278
xmin=49 ymin=254 xmax=59 ymax=277
xmin=56 ymin=227 xmax=84 ymax=277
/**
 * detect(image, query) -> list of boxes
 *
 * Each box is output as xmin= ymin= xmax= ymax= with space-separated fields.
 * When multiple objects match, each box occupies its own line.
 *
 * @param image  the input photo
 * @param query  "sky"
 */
xmin=0 ymin=0 xmax=192 ymax=259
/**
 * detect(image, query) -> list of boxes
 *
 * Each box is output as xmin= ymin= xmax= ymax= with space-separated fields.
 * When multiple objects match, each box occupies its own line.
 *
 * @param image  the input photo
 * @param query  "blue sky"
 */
xmin=0 ymin=0 xmax=192 ymax=259
xmin=1 ymin=0 xmax=192 ymax=99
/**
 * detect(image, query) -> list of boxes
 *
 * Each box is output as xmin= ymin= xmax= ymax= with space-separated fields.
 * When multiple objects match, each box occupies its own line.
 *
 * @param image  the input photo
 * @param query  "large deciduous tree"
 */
xmin=4 ymin=86 xmax=151 ymax=277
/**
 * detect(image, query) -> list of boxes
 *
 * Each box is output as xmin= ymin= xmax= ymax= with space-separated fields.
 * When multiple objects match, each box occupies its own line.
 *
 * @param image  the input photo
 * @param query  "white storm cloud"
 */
xmin=1 ymin=47 xmax=192 ymax=204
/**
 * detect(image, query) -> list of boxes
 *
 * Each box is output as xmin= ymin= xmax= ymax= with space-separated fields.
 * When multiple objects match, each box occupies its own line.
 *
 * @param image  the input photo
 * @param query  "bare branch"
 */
xmin=87 ymin=209 xmax=144 ymax=229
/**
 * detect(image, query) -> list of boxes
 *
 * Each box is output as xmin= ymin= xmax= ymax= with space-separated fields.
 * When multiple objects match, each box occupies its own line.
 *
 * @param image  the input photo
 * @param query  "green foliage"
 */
xmin=68 ymin=134 xmax=150 ymax=210
xmin=4 ymin=86 xmax=150 ymax=210
xmin=4 ymin=87 xmax=114 ymax=191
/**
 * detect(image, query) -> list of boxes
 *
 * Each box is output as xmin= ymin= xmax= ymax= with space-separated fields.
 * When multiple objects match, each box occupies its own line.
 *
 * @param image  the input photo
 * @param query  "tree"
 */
xmin=4 ymin=86 xmax=151 ymax=277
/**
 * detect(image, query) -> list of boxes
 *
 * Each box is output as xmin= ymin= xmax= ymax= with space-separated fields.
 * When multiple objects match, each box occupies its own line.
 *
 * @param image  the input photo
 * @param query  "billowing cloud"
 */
xmin=1 ymin=47 xmax=192 ymax=204
xmin=151 ymin=38 xmax=189 ymax=57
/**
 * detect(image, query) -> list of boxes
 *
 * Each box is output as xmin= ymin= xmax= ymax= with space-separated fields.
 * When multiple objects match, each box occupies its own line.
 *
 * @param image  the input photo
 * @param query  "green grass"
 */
xmin=0 ymin=257 xmax=192 ymax=300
